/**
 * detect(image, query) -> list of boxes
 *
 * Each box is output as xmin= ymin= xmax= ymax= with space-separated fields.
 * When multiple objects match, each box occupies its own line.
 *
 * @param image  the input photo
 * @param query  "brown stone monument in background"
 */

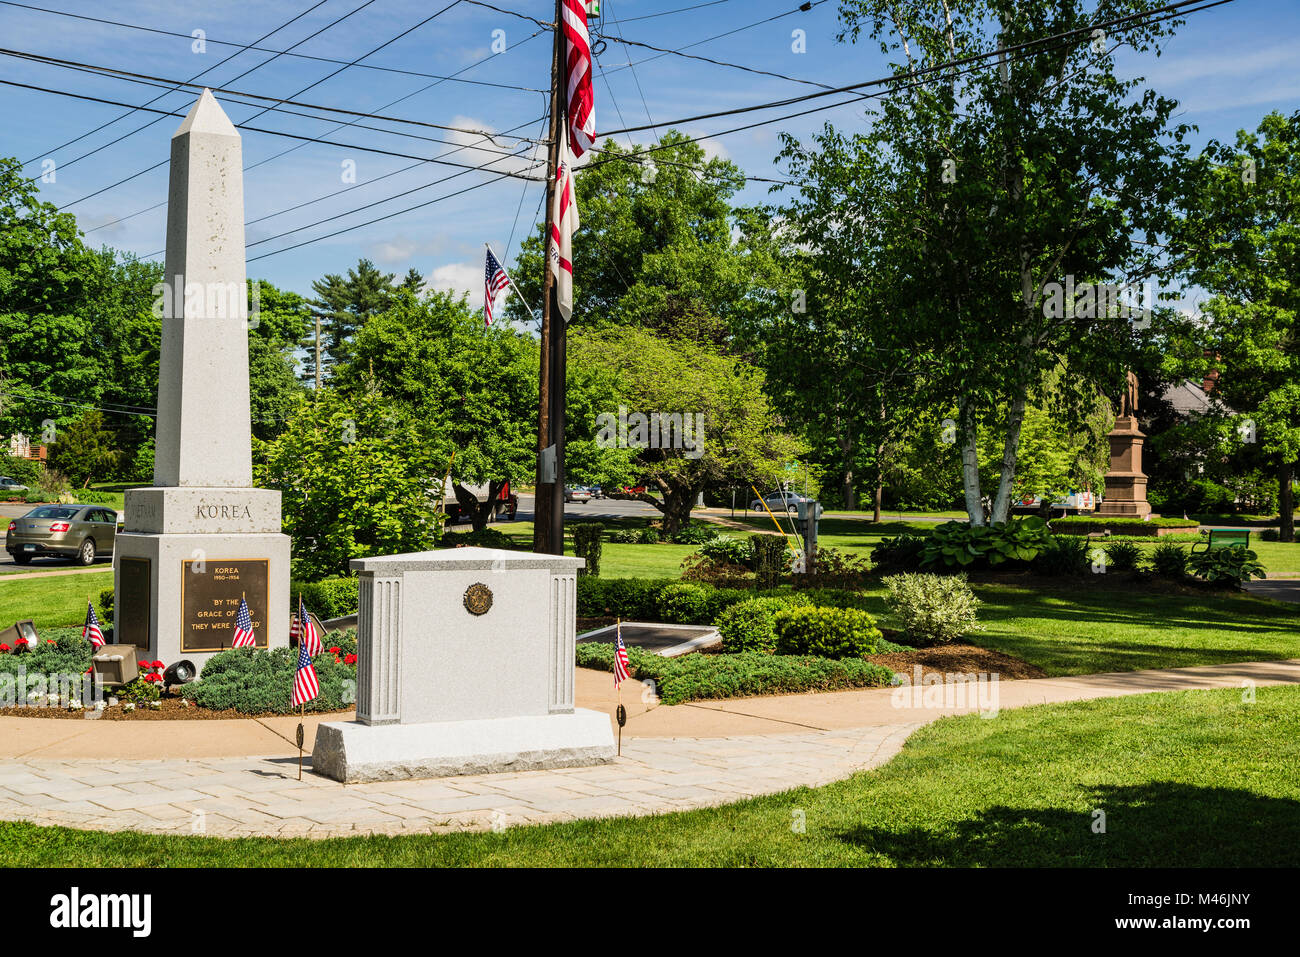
xmin=1096 ymin=371 xmax=1153 ymax=518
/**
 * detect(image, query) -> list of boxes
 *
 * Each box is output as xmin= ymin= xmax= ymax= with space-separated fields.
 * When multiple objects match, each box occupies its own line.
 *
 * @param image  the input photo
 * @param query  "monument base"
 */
xmin=112 ymin=530 xmax=291 ymax=667
xmin=311 ymin=709 xmax=617 ymax=783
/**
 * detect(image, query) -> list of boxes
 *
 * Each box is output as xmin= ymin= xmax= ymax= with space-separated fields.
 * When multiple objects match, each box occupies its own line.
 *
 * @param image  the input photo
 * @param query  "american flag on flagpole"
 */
xmin=548 ymin=141 xmax=579 ymax=322
xmin=231 ymin=596 xmax=256 ymax=648
xmin=561 ymin=0 xmax=595 ymax=157
xmin=82 ymin=601 xmax=105 ymax=649
xmin=298 ymin=595 xmax=322 ymax=656
xmin=292 ymin=641 xmax=320 ymax=707
xmin=614 ymin=624 xmax=631 ymax=687
xmin=484 ymin=247 xmax=511 ymax=326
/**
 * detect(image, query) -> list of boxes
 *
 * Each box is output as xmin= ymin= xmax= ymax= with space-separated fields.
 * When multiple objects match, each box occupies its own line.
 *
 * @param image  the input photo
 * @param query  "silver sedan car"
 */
xmin=5 ymin=504 xmax=119 ymax=566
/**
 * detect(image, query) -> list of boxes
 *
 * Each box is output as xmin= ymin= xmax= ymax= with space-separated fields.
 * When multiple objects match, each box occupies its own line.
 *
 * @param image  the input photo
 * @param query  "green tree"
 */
xmin=248 ymin=280 xmax=311 ymax=440
xmin=46 ymin=410 xmax=120 ymax=488
xmin=256 ymin=389 xmax=443 ymax=579
xmin=0 ymin=157 xmax=98 ymax=440
xmin=305 ymin=259 xmax=402 ymax=383
xmin=509 ymin=133 xmax=785 ymax=345
xmin=823 ymin=0 xmax=1188 ymax=524
xmin=572 ymin=328 xmax=804 ymax=536
xmin=1167 ymin=110 xmax=1300 ymax=538
xmin=336 ymin=291 xmax=539 ymax=530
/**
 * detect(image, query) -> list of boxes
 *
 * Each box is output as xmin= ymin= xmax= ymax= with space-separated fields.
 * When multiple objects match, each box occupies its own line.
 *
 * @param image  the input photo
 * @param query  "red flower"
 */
xmin=328 ymin=647 xmax=342 ymax=655
xmin=0 ymin=644 xmax=10 ymax=653
xmin=45 ymin=639 xmax=55 ymax=644
xmin=144 ymin=673 xmax=162 ymax=683
xmin=344 ymin=653 xmax=357 ymax=665
xmin=151 ymin=660 xmax=164 ymax=669
xmin=137 ymin=660 xmax=150 ymax=669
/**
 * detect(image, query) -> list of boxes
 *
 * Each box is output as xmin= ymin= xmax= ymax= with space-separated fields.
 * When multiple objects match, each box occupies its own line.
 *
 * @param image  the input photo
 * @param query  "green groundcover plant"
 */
xmin=921 ymin=518 xmax=1052 ymax=568
xmin=1186 ymin=545 xmax=1267 ymax=587
xmin=575 ymin=642 xmax=894 ymax=704
xmin=181 ymin=631 xmax=358 ymax=714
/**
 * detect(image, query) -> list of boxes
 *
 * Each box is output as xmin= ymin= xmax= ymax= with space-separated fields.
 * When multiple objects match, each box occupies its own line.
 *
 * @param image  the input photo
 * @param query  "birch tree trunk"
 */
xmin=958 ymin=395 xmax=983 ymax=525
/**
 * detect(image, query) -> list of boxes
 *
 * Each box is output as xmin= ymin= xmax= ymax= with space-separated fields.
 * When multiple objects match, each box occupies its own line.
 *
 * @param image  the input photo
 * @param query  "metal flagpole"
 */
xmin=532 ymin=0 xmax=565 ymax=554
xmin=484 ymin=242 xmax=540 ymax=320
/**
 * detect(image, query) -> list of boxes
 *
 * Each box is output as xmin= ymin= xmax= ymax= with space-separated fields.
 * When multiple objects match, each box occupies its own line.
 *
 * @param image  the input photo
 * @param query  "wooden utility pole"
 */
xmin=314 ymin=313 xmax=322 ymax=393
xmin=533 ymin=0 xmax=566 ymax=554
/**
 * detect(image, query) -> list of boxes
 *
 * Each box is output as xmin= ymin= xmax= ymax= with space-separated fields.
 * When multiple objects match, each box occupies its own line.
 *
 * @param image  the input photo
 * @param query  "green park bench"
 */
xmin=1190 ymin=528 xmax=1251 ymax=554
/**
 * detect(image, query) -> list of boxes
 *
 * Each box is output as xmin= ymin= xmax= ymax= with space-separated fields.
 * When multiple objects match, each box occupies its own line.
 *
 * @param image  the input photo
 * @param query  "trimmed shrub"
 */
xmin=291 ymin=577 xmax=360 ymax=620
xmin=571 ymin=523 xmax=603 ymax=577
xmin=882 ymin=572 xmax=982 ymax=645
xmin=751 ymin=534 xmax=789 ymax=588
xmin=1187 ymin=545 xmax=1266 ymax=587
xmin=638 ymin=528 xmax=661 ymax=544
xmin=0 ymin=629 xmax=93 ymax=697
xmin=1150 ymin=541 xmax=1189 ymax=579
xmin=655 ymin=582 xmax=712 ymax=625
xmin=871 ymin=534 xmax=927 ymax=571
xmin=1051 ymin=516 xmax=1197 ymax=536
xmin=98 ymin=587 xmax=114 ymax=621
xmin=576 ymin=577 xmax=675 ymax=620
xmin=1035 ymin=535 xmax=1092 ymax=576
xmin=773 ymin=606 xmax=882 ymax=658
xmin=575 ymin=642 xmax=894 ymax=705
xmin=716 ymin=594 xmax=814 ymax=654
xmin=1260 ymin=528 xmax=1281 ymax=542
xmin=1103 ymin=540 xmax=1143 ymax=572
xmin=184 ymin=646 xmax=356 ymax=714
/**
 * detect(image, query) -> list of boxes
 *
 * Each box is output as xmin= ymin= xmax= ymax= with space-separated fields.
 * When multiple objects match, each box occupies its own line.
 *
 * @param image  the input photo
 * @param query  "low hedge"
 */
xmin=716 ymin=594 xmax=813 ymax=654
xmin=183 ymin=639 xmax=357 ymax=714
xmin=291 ymin=577 xmax=360 ymax=620
xmin=577 ymin=577 xmax=677 ymax=619
xmin=773 ymin=606 xmax=882 ymax=658
xmin=577 ymin=577 xmax=880 ymax=625
xmin=1050 ymin=516 xmax=1197 ymax=536
xmin=574 ymin=642 xmax=895 ymax=705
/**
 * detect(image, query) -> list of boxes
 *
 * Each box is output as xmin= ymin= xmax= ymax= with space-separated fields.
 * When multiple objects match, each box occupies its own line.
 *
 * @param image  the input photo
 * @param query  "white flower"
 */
xmin=123 ymin=702 xmax=136 ymax=712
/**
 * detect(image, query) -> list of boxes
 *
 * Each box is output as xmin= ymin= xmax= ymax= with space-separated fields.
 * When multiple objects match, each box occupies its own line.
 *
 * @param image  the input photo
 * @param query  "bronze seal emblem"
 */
xmin=463 ymin=582 xmax=493 ymax=616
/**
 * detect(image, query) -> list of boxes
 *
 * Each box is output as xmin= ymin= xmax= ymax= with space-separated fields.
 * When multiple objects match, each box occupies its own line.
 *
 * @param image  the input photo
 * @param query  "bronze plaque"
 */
xmin=117 ymin=557 xmax=152 ymax=647
xmin=181 ymin=559 xmax=269 ymax=652
xmin=463 ymin=582 xmax=493 ymax=616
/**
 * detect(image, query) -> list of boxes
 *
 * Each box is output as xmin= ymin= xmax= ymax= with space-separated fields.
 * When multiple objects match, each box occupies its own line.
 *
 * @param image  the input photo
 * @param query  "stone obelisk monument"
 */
xmin=113 ymin=90 xmax=291 ymax=667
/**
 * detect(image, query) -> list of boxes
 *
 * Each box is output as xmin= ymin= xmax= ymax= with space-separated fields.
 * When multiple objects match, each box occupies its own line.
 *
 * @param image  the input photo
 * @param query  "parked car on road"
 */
xmin=5 ymin=504 xmax=118 ymax=566
xmin=564 ymin=485 xmax=592 ymax=504
xmin=749 ymin=492 xmax=817 ymax=515
xmin=0 ymin=476 xmax=29 ymax=495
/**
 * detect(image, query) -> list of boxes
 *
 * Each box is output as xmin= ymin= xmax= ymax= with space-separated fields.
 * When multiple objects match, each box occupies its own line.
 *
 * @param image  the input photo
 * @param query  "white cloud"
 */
xmin=428 ymin=259 xmax=483 ymax=307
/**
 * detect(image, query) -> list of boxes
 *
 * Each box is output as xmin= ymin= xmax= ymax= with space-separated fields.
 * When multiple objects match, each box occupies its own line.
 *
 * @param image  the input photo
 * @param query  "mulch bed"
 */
xmin=0 ymin=699 xmax=353 ymax=721
xmin=868 ymin=644 xmax=1046 ymax=681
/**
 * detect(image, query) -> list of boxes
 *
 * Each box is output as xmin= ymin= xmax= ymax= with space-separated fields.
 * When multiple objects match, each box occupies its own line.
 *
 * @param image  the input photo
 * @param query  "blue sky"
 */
xmin=1 ymin=0 xmax=1297 ymax=306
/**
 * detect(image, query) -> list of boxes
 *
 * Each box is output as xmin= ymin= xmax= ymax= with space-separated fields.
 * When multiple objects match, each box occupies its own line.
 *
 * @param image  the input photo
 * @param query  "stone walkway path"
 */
xmin=1 ymin=659 xmax=1296 ymax=839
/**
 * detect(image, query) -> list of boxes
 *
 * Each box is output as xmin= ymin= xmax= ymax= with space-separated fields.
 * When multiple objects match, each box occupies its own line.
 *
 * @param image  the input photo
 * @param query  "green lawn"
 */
xmin=0 ymin=570 xmax=113 ymax=627
xmin=3 ymin=686 xmax=1295 ymax=866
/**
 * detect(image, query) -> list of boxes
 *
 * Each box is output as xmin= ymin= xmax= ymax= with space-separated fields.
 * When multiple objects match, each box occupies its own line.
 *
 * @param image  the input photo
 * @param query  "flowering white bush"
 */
xmin=882 ymin=572 xmax=983 ymax=646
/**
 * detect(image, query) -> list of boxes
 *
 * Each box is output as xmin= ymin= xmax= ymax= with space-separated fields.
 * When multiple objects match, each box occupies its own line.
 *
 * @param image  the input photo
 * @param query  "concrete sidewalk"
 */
xmin=0 ymin=658 xmax=1296 ymax=839
xmin=3 ymin=658 xmax=1297 ymax=760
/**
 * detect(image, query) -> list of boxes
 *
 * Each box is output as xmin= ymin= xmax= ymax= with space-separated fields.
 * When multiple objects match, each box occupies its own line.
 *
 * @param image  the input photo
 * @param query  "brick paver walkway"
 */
xmin=0 ymin=724 xmax=921 ymax=838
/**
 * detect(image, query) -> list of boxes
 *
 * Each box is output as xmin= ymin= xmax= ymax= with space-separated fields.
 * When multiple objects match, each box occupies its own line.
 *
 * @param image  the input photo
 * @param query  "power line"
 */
xmin=82 ymin=33 xmax=551 ymax=237
xmin=599 ymin=0 xmax=1230 ymax=137
xmin=16 ymin=0 xmax=335 ymax=170
xmin=618 ymin=0 xmax=735 ymax=23
xmin=0 ymin=1 xmax=546 ymax=94
xmin=51 ymin=0 xmax=471 ymax=209
xmin=595 ymin=30 xmax=834 ymax=90
xmin=0 ymin=79 xmax=545 ymax=181
xmin=20 ymin=0 xmax=383 ymax=185
xmin=1 ymin=49 xmax=543 ymax=146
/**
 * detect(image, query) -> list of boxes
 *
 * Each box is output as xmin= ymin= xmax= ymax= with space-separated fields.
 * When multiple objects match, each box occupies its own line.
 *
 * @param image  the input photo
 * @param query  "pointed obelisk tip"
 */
xmin=173 ymin=87 xmax=239 ymax=140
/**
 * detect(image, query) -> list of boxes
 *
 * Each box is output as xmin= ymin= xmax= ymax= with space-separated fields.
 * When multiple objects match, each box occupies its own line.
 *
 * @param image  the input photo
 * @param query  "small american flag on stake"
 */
xmin=292 ymin=640 xmax=320 ymax=707
xmin=614 ymin=623 xmax=631 ymax=687
xmin=82 ymin=601 xmax=105 ymax=648
xmin=297 ymin=595 xmax=322 ymax=656
xmin=484 ymin=247 xmax=510 ymax=326
xmin=231 ymin=596 xmax=256 ymax=648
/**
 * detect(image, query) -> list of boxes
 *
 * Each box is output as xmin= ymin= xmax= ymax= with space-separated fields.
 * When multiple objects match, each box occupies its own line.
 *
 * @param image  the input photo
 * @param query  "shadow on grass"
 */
xmin=836 ymin=781 xmax=1300 ymax=866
